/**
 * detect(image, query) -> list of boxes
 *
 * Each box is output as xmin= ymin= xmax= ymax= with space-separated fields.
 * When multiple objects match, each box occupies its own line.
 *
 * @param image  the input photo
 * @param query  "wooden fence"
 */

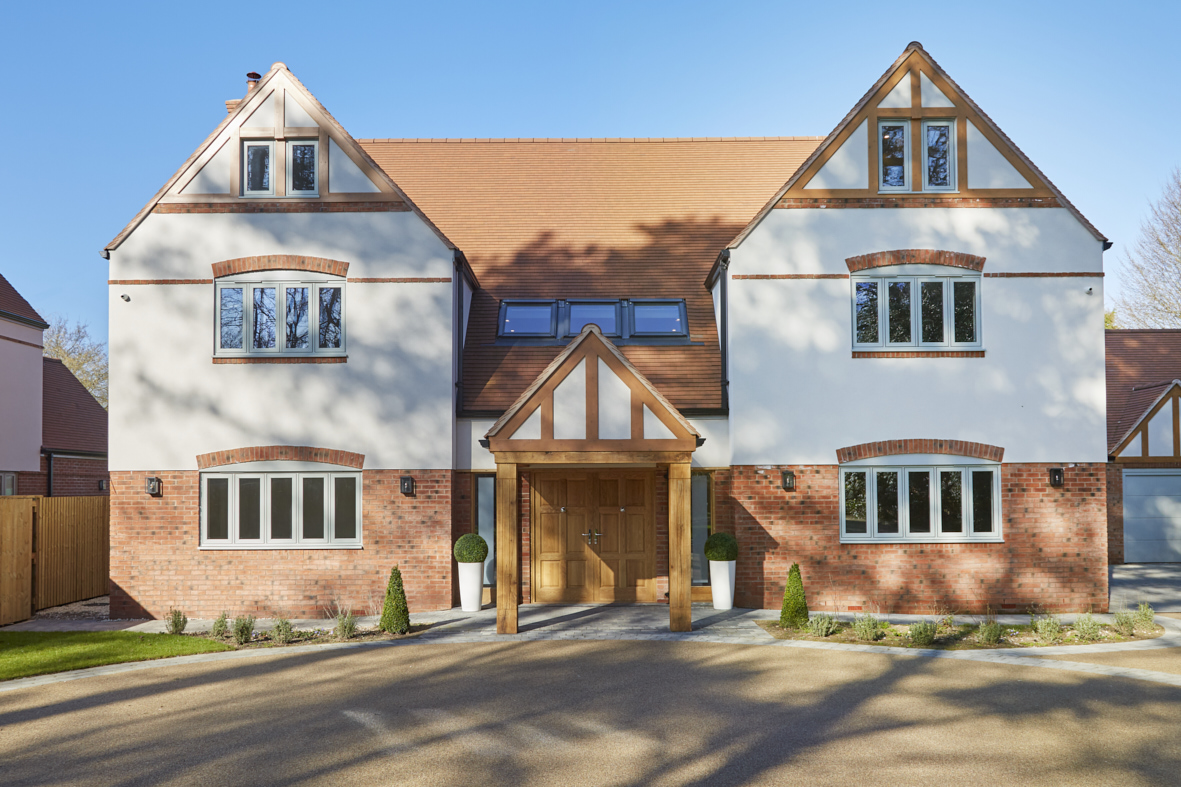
xmin=0 ymin=496 xmax=109 ymax=626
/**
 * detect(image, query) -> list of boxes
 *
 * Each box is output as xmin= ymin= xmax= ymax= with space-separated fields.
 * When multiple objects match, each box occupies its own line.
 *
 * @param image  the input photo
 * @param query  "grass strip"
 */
xmin=0 ymin=632 xmax=234 ymax=681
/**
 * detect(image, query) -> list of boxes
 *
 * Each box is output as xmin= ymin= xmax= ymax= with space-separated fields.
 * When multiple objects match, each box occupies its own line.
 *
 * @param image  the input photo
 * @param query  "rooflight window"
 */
xmin=569 ymin=303 xmax=619 ymax=335
xmin=632 ymin=302 xmax=686 ymax=335
xmin=501 ymin=303 xmax=556 ymax=336
xmin=243 ymin=141 xmax=274 ymax=196
xmin=879 ymin=122 xmax=909 ymax=191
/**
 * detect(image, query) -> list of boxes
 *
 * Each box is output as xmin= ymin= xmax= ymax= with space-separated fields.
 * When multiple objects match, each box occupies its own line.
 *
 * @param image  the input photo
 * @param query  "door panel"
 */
xmin=1124 ymin=470 xmax=1181 ymax=562
xmin=531 ymin=471 xmax=655 ymax=603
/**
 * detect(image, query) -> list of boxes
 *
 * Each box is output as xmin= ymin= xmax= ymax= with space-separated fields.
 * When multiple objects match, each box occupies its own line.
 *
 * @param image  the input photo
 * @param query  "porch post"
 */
xmin=668 ymin=462 xmax=692 ymax=632
xmin=495 ymin=462 xmax=519 ymax=634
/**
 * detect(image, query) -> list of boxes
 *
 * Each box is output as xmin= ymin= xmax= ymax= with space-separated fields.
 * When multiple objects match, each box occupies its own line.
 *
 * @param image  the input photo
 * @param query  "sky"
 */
xmin=1 ymin=0 xmax=1177 ymax=343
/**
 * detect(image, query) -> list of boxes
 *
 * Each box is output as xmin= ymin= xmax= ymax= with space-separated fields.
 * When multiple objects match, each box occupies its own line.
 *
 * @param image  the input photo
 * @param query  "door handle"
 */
xmin=582 ymin=530 xmax=602 ymax=546
xmin=561 ymin=507 xmax=566 ymax=512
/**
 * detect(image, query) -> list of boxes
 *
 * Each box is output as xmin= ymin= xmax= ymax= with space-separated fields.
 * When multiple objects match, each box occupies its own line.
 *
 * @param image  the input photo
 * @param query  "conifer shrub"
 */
xmin=779 ymin=562 xmax=809 ymax=629
xmin=703 ymin=532 xmax=738 ymax=562
xmin=210 ymin=611 xmax=229 ymax=639
xmin=379 ymin=565 xmax=411 ymax=635
xmin=453 ymin=533 xmax=489 ymax=563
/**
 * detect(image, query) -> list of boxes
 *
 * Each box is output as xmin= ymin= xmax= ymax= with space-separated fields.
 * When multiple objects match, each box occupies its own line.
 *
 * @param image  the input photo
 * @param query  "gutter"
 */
xmin=0 ymin=309 xmax=49 ymax=331
xmin=715 ymin=250 xmax=731 ymax=412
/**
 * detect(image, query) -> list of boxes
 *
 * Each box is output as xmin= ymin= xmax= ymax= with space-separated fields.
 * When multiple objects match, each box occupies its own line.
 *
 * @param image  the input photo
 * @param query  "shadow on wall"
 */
xmin=1 ymin=639 xmax=1179 ymax=784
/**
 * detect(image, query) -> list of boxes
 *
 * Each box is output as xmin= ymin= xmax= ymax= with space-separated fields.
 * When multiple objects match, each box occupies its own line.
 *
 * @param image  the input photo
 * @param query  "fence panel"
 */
xmin=35 ymin=496 xmax=110 ymax=611
xmin=0 ymin=498 xmax=35 ymax=625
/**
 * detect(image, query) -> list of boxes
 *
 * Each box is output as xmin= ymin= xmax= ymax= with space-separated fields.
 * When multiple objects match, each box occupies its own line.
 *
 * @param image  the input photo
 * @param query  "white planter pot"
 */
xmin=709 ymin=560 xmax=736 ymax=610
xmin=458 ymin=561 xmax=485 ymax=612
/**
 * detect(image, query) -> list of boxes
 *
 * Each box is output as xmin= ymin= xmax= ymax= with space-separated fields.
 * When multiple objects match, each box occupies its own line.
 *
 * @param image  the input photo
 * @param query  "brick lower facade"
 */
xmin=17 ymin=454 xmax=109 ymax=497
xmin=109 ymin=469 xmax=454 ymax=619
xmin=1107 ymin=464 xmax=1124 ymax=564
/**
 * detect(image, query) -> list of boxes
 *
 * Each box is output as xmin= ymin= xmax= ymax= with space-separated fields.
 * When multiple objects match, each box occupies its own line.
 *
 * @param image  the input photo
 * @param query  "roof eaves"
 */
xmin=0 ymin=308 xmax=49 ymax=331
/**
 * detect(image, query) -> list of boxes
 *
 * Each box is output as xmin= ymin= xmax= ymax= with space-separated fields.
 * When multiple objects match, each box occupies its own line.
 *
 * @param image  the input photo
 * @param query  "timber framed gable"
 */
xmin=1111 ymin=381 xmax=1181 ymax=463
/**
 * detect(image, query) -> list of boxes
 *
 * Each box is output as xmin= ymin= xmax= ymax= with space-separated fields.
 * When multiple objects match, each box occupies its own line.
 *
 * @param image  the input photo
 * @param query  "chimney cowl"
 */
xmin=246 ymin=71 xmax=261 ymax=94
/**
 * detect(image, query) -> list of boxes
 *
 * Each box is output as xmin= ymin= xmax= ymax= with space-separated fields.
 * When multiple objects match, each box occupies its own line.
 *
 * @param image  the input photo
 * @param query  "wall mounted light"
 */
xmin=121 ymin=294 xmax=131 ymax=302
xmin=781 ymin=470 xmax=796 ymax=492
xmin=145 ymin=476 xmax=162 ymax=497
xmin=400 ymin=476 xmax=415 ymax=496
xmin=98 ymin=479 xmax=109 ymax=491
xmin=1049 ymin=468 xmax=1064 ymax=488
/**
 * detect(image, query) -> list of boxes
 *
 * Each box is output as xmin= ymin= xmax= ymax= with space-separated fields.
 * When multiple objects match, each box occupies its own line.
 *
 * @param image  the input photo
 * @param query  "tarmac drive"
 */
xmin=2 ymin=640 xmax=1181 ymax=786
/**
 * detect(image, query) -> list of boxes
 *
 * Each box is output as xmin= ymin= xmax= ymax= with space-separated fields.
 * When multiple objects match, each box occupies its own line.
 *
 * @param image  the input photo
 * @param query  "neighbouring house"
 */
xmin=0 ymin=274 xmax=109 ymax=497
xmin=104 ymin=43 xmax=1109 ymax=629
xmin=1106 ymin=329 xmax=1181 ymax=564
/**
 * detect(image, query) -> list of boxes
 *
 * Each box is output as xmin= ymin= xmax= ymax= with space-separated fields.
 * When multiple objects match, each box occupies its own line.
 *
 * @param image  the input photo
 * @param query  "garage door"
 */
xmin=1124 ymin=470 xmax=1181 ymax=562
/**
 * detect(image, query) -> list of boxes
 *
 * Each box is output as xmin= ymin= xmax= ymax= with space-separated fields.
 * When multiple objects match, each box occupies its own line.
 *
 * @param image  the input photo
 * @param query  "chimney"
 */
xmin=227 ymin=71 xmax=262 ymax=115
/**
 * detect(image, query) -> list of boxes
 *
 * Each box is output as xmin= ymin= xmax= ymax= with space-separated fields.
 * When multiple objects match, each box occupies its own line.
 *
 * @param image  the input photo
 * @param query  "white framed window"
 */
xmin=215 ymin=273 xmax=345 ymax=357
xmin=242 ymin=140 xmax=275 ymax=196
xmin=0 ymin=473 xmax=15 ymax=496
xmin=201 ymin=471 xmax=361 ymax=549
xmin=922 ymin=120 xmax=957 ymax=192
xmin=287 ymin=139 xmax=319 ymax=196
xmin=878 ymin=120 xmax=910 ymax=191
xmin=840 ymin=462 xmax=1001 ymax=543
xmin=852 ymin=274 xmax=980 ymax=350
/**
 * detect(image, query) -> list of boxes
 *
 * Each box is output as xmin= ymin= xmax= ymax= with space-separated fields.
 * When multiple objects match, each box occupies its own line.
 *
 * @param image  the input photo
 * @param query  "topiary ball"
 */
xmin=703 ymin=532 xmax=738 ymax=562
xmin=454 ymin=533 xmax=489 ymax=563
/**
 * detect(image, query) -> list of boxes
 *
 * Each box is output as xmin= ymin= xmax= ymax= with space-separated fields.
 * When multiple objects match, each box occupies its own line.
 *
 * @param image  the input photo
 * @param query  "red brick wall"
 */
xmin=17 ymin=455 xmax=109 ymax=497
xmin=451 ymin=471 xmax=473 ymax=605
xmin=109 ymin=469 xmax=453 ymax=619
xmin=724 ymin=463 xmax=1108 ymax=614
xmin=1107 ymin=464 xmax=1123 ymax=565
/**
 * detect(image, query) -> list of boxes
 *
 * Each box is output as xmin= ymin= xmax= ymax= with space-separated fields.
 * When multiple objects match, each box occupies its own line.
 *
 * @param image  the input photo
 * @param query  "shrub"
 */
xmin=272 ymin=617 xmax=294 ymax=644
xmin=453 ymin=533 xmax=489 ymax=563
xmin=978 ymin=620 xmax=1003 ymax=645
xmin=1113 ymin=610 xmax=1137 ymax=637
xmin=1073 ymin=612 xmax=1101 ymax=642
xmin=852 ymin=613 xmax=882 ymax=642
xmin=779 ymin=563 xmax=809 ymax=629
xmin=1136 ymin=602 xmax=1156 ymax=630
xmin=1035 ymin=615 xmax=1063 ymax=644
xmin=909 ymin=619 xmax=938 ymax=646
xmin=703 ymin=532 xmax=738 ymax=562
xmin=334 ymin=609 xmax=357 ymax=640
xmin=379 ymin=565 xmax=411 ymax=635
xmin=806 ymin=614 xmax=839 ymax=637
xmin=165 ymin=608 xmax=188 ymax=635
xmin=210 ymin=611 xmax=229 ymax=639
xmin=231 ymin=615 xmax=256 ymax=646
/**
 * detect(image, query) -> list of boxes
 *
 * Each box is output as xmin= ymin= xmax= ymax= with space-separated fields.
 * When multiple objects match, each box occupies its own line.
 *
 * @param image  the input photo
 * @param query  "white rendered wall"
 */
xmin=108 ymin=211 xmax=454 ymax=471
xmin=728 ymin=208 xmax=1106 ymax=464
xmin=0 ymin=319 xmax=43 ymax=471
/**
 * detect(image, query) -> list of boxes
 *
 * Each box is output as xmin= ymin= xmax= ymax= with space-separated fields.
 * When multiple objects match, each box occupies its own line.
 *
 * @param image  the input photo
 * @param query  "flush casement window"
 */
xmin=922 ymin=120 xmax=956 ymax=191
xmin=241 ymin=139 xmax=319 ymax=197
xmin=0 ymin=473 xmax=15 ymax=496
xmin=840 ymin=464 xmax=1001 ymax=543
xmin=852 ymin=275 xmax=980 ymax=349
xmin=215 ymin=274 xmax=345 ymax=357
xmin=878 ymin=119 xmax=958 ymax=192
xmin=201 ymin=471 xmax=361 ymax=548
xmin=498 ymin=299 xmax=689 ymax=342
xmin=879 ymin=121 xmax=910 ymax=191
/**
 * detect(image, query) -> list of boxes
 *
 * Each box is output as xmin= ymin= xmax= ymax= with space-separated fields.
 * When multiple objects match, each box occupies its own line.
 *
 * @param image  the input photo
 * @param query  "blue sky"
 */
xmin=1 ymin=1 xmax=1176 ymax=342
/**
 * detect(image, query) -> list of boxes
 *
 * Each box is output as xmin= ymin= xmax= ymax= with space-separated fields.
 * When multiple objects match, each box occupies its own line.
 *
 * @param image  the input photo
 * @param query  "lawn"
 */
xmin=0 ymin=632 xmax=234 ymax=681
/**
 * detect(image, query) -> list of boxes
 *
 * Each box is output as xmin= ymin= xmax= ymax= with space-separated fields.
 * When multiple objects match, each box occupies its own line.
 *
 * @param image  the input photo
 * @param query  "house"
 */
xmin=104 ymin=43 xmax=1109 ymax=629
xmin=1106 ymin=330 xmax=1181 ymax=563
xmin=0 ymin=273 xmax=109 ymax=497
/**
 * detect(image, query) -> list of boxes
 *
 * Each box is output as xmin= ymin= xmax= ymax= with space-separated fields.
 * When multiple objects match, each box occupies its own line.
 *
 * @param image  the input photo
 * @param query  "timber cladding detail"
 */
xmin=107 ymin=470 xmax=456 ymax=619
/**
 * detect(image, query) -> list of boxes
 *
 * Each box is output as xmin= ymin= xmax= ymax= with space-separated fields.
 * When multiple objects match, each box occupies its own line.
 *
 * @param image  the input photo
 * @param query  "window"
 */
xmin=568 ymin=302 xmax=620 ymax=336
xmin=922 ymin=120 xmax=956 ymax=191
xmin=287 ymin=139 xmax=319 ymax=196
xmin=474 ymin=475 xmax=496 ymax=586
xmin=691 ymin=472 xmax=712 ymax=585
xmin=215 ymin=275 xmax=345 ymax=357
xmin=500 ymin=302 xmax=556 ymax=336
xmin=0 ymin=473 xmax=15 ymax=496
xmin=242 ymin=140 xmax=275 ymax=196
xmin=201 ymin=471 xmax=361 ymax=548
xmin=840 ymin=464 xmax=1000 ymax=542
xmin=852 ymin=275 xmax=980 ymax=349
xmin=497 ymin=299 xmax=689 ymax=343
xmin=631 ymin=301 xmax=687 ymax=336
xmin=879 ymin=121 xmax=909 ymax=191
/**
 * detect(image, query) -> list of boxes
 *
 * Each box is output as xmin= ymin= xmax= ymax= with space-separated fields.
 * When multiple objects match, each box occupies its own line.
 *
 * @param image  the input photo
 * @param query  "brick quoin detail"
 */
xmin=196 ymin=445 xmax=365 ymax=470
xmin=846 ymin=249 xmax=986 ymax=274
xmin=724 ymin=463 xmax=1107 ymax=614
xmin=108 ymin=469 xmax=453 ymax=618
xmin=835 ymin=439 xmax=1004 ymax=463
xmin=1107 ymin=465 xmax=1124 ymax=565
xmin=212 ymin=255 xmax=349 ymax=279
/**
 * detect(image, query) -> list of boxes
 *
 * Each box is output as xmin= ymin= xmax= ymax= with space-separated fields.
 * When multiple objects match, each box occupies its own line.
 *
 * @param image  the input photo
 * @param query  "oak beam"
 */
xmin=668 ymin=462 xmax=692 ymax=632
xmin=496 ymin=462 xmax=519 ymax=634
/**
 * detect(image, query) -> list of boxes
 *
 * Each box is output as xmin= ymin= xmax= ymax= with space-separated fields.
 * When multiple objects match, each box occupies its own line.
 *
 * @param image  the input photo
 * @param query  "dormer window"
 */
xmin=879 ymin=121 xmax=909 ymax=191
xmin=287 ymin=140 xmax=319 ymax=196
xmin=243 ymin=141 xmax=275 ymax=196
xmin=923 ymin=120 xmax=956 ymax=191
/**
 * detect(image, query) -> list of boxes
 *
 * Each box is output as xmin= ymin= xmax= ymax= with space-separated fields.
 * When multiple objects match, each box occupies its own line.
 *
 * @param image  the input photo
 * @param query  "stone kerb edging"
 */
xmin=196 ymin=446 xmax=365 ymax=470
xmin=211 ymin=255 xmax=350 ymax=279
xmin=836 ymin=439 xmax=1004 ymax=463
xmin=845 ymin=249 xmax=986 ymax=273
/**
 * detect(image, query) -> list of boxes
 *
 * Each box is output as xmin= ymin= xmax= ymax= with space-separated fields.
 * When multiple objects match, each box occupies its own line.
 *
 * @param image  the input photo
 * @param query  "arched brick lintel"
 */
xmin=212 ymin=255 xmax=350 ymax=279
xmin=836 ymin=439 xmax=1004 ymax=464
xmin=196 ymin=445 xmax=365 ymax=470
xmin=845 ymin=250 xmax=986 ymax=273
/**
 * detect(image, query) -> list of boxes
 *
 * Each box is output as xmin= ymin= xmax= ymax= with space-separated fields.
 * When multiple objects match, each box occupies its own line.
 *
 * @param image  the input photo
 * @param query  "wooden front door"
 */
xmin=532 ymin=471 xmax=655 ymax=603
